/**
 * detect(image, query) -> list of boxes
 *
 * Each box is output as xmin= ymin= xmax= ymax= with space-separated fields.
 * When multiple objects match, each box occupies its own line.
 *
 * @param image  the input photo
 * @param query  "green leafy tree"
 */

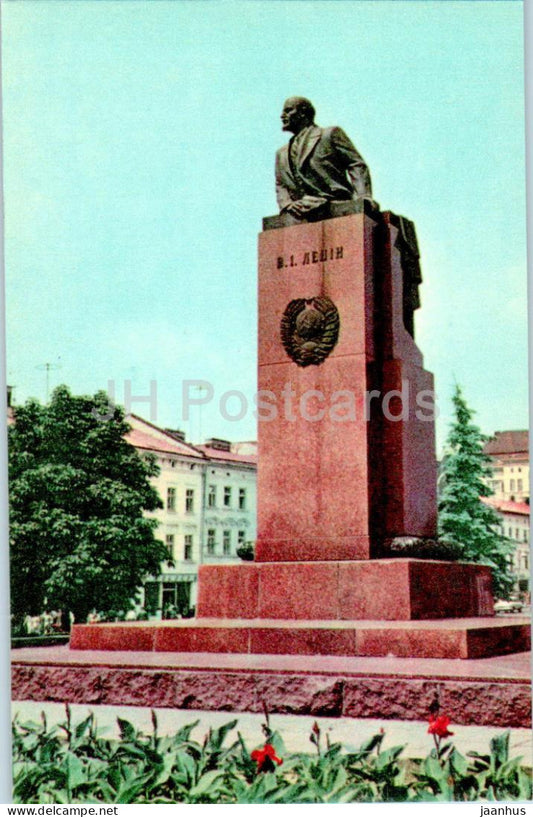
xmin=9 ymin=385 xmax=166 ymax=623
xmin=438 ymin=385 xmax=514 ymax=598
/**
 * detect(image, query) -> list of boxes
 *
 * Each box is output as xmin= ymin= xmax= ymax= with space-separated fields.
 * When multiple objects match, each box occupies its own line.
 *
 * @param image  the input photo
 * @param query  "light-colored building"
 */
xmin=126 ymin=415 xmax=257 ymax=617
xmin=482 ymin=431 xmax=530 ymax=597
xmin=483 ymin=497 xmax=530 ymax=596
xmin=483 ymin=430 xmax=529 ymax=503
xmin=195 ymin=438 xmax=257 ymax=568
xmin=437 ymin=429 xmax=530 ymax=598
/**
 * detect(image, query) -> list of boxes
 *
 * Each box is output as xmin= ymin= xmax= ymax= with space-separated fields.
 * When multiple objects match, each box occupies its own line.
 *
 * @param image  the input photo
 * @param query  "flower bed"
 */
xmin=12 ymin=706 xmax=532 ymax=804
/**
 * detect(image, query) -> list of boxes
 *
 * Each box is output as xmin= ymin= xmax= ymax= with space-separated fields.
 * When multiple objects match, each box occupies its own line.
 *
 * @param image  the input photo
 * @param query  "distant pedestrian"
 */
xmin=60 ymin=609 xmax=71 ymax=632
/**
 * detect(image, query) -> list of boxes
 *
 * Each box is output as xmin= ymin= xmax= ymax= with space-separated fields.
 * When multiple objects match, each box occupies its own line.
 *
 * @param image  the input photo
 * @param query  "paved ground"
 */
xmin=12 ymin=700 xmax=533 ymax=766
xmin=11 ymin=644 xmax=532 ymax=680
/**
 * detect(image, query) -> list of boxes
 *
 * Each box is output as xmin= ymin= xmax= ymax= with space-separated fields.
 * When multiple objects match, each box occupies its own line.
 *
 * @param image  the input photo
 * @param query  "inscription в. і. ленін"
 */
xmin=276 ymin=246 xmax=344 ymax=269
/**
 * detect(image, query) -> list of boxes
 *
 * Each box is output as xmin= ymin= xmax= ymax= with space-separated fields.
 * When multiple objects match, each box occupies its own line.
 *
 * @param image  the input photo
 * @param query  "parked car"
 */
xmin=494 ymin=598 xmax=524 ymax=614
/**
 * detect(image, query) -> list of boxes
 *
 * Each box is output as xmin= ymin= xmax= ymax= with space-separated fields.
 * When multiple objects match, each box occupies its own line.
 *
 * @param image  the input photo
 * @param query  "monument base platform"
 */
xmin=12 ymin=645 xmax=531 ymax=727
xmin=70 ymin=617 xmax=530 ymax=660
xmin=196 ymin=559 xmax=494 ymax=620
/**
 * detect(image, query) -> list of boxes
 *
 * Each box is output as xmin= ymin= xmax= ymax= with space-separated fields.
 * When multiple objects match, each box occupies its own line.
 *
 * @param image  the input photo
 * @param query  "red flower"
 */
xmin=251 ymin=742 xmax=283 ymax=773
xmin=428 ymin=715 xmax=454 ymax=738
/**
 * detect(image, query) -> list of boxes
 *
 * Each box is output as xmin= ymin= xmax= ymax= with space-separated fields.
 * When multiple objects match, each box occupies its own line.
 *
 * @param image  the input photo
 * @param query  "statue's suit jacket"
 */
xmin=275 ymin=125 xmax=372 ymax=212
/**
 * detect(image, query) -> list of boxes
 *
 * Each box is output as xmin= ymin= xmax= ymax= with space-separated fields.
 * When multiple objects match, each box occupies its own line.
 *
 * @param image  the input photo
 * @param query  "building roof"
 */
xmin=126 ymin=427 xmax=203 ymax=458
xmin=482 ymin=496 xmax=530 ymax=517
xmin=231 ymin=441 xmax=258 ymax=457
xmin=126 ymin=414 xmax=257 ymax=466
xmin=484 ymin=430 xmax=529 ymax=456
xmin=126 ymin=414 xmax=206 ymax=460
xmin=196 ymin=444 xmax=257 ymax=466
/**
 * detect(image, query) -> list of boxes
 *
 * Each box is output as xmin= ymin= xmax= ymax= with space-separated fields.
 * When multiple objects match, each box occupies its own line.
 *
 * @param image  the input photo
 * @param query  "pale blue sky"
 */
xmin=2 ymin=0 xmax=528 ymax=451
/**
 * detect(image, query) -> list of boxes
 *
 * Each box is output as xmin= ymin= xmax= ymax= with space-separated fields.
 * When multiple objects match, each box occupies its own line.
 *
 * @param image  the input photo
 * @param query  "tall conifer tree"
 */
xmin=438 ymin=385 xmax=514 ymax=598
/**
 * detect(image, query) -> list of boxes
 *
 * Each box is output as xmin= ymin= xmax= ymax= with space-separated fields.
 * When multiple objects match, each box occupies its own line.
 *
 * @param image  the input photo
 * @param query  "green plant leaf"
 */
xmin=324 ymin=743 xmax=343 ymax=761
xmin=116 ymin=773 xmax=153 ymax=804
xmin=449 ymin=747 xmax=469 ymax=777
xmin=422 ymin=754 xmax=450 ymax=790
xmin=116 ymin=718 xmax=136 ymax=743
xmin=173 ymin=719 xmax=200 ymax=743
xmin=374 ymin=744 xmax=405 ymax=772
xmin=490 ymin=731 xmax=510 ymax=768
xmin=189 ymin=768 xmax=226 ymax=799
xmin=494 ymin=755 xmax=522 ymax=781
xmin=115 ymin=741 xmax=150 ymax=761
xmin=74 ymin=714 xmax=94 ymax=741
xmin=357 ymin=733 xmax=385 ymax=756
xmin=266 ymin=729 xmax=287 ymax=757
xmin=65 ymin=751 xmax=87 ymax=790
xmin=45 ymin=787 xmax=70 ymax=804
xmin=518 ymin=768 xmax=533 ymax=800
xmin=176 ymin=748 xmax=198 ymax=783
xmin=86 ymin=778 xmax=117 ymax=801
xmin=205 ymin=720 xmax=238 ymax=752
xmin=148 ymin=750 xmax=179 ymax=790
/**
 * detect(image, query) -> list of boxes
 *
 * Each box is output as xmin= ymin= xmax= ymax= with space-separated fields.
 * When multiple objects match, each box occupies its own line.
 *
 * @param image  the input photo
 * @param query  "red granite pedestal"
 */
xmin=255 ymin=212 xmax=437 ymax=562
xmin=196 ymin=559 xmax=494 ymax=621
xmin=70 ymin=211 xmax=530 ymax=664
xmin=70 ymin=560 xmax=530 ymax=661
xmin=70 ymin=617 xmax=530 ymax=661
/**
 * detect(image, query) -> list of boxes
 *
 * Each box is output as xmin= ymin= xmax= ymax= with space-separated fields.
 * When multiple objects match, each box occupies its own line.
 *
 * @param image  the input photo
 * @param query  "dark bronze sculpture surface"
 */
xmin=276 ymin=97 xmax=377 ymax=221
xmin=268 ymin=100 xmax=421 ymax=341
xmin=280 ymin=297 xmax=340 ymax=367
xmin=388 ymin=213 xmax=422 ymax=338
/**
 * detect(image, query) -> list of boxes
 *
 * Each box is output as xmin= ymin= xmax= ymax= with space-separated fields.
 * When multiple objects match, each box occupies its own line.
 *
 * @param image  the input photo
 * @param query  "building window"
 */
xmin=207 ymin=529 xmax=216 ymax=555
xmin=185 ymin=489 xmax=194 ymax=513
xmin=224 ymin=487 xmax=232 ymax=507
xmin=508 ymin=527 xmax=513 ymax=538
xmin=523 ymin=530 xmax=528 ymax=542
xmin=208 ymin=485 xmax=216 ymax=508
xmin=184 ymin=534 xmax=193 ymax=561
xmin=518 ymin=479 xmax=523 ymax=492
xmin=516 ymin=528 xmax=520 ymax=539
xmin=239 ymin=488 xmax=246 ymax=510
xmin=238 ymin=530 xmax=246 ymax=545
xmin=167 ymin=487 xmax=176 ymax=511
xmin=524 ymin=554 xmax=530 ymax=571
xmin=165 ymin=534 xmax=174 ymax=559
xmin=510 ymin=479 xmax=516 ymax=491
xmin=223 ymin=530 xmax=231 ymax=555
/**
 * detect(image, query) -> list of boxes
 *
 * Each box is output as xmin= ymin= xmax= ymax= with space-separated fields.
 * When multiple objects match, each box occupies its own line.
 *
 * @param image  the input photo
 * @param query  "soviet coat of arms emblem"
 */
xmin=280 ymin=296 xmax=340 ymax=367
